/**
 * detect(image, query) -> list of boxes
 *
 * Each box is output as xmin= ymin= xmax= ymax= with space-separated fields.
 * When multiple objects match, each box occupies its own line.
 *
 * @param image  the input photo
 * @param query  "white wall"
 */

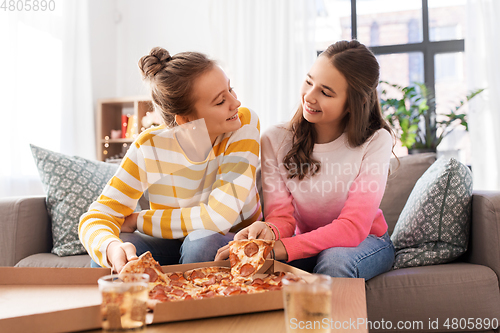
xmin=88 ymin=0 xmax=215 ymax=101
xmin=86 ymin=0 xmax=316 ymax=135
xmin=116 ymin=0 xmax=214 ymax=97
xmin=88 ymin=0 xmax=117 ymax=101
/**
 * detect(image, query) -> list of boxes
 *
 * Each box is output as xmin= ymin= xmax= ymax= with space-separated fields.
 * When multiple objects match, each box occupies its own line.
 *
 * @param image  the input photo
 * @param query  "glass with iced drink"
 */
xmin=98 ymin=274 xmax=149 ymax=332
xmin=282 ymin=273 xmax=333 ymax=333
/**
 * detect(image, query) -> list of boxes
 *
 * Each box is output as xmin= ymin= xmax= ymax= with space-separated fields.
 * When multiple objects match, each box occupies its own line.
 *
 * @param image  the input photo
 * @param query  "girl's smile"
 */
xmin=304 ymin=104 xmax=322 ymax=114
xmin=226 ymin=112 xmax=239 ymax=121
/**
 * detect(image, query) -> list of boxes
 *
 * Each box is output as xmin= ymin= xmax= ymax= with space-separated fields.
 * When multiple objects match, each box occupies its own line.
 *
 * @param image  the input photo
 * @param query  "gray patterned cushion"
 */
xmin=30 ymin=144 xmax=118 ymax=256
xmin=390 ymin=157 xmax=473 ymax=269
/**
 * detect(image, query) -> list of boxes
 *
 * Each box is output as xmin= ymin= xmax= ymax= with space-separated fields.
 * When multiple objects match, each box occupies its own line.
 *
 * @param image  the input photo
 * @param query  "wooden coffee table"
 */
xmin=1 ymin=268 xmax=367 ymax=333
xmin=142 ymin=278 xmax=367 ymax=333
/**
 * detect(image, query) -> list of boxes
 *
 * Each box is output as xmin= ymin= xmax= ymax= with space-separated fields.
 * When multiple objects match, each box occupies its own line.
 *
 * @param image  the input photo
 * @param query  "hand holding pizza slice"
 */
xmin=228 ymin=239 xmax=275 ymax=282
xmin=119 ymin=251 xmax=167 ymax=285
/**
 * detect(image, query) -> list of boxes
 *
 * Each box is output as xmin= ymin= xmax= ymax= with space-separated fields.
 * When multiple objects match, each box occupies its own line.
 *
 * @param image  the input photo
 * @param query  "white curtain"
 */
xmin=60 ymin=1 xmax=95 ymax=160
xmin=0 ymin=1 xmax=94 ymax=198
xmin=208 ymin=0 xmax=317 ymax=134
xmin=466 ymin=0 xmax=500 ymax=191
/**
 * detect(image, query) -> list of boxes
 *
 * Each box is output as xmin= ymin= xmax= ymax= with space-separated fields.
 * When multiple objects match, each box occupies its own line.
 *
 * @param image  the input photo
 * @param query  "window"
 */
xmin=315 ymin=0 xmax=467 ymax=158
xmin=315 ymin=0 xmax=465 ymax=94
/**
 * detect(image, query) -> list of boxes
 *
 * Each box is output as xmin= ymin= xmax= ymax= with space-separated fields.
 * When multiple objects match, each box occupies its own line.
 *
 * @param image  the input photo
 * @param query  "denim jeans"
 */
xmin=90 ymin=229 xmax=234 ymax=268
xmin=287 ymin=232 xmax=395 ymax=281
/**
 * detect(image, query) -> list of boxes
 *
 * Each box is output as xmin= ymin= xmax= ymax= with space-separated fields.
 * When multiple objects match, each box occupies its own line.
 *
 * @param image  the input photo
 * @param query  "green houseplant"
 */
xmin=379 ymin=81 xmax=484 ymax=152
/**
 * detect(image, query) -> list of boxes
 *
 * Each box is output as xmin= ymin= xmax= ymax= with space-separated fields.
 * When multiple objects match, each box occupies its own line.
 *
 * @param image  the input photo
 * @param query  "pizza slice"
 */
xmin=143 ymin=270 xmax=208 ymax=303
xmin=119 ymin=251 xmax=168 ymax=286
xmin=251 ymin=271 xmax=286 ymax=286
xmin=228 ymin=239 xmax=274 ymax=282
xmin=164 ymin=272 xmax=189 ymax=287
xmin=164 ymin=271 xmax=210 ymax=299
xmin=213 ymin=284 xmax=247 ymax=296
xmin=151 ymin=283 xmax=206 ymax=301
xmin=245 ymin=272 xmax=293 ymax=294
xmin=184 ymin=267 xmax=232 ymax=287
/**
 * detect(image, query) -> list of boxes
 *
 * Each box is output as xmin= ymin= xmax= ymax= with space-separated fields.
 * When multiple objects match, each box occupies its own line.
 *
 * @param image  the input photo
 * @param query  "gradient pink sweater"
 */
xmin=261 ymin=125 xmax=393 ymax=262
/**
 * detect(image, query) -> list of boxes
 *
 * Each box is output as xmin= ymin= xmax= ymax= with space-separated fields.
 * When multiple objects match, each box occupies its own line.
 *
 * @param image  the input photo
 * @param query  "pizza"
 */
xmin=119 ymin=251 xmax=168 ymax=286
xmin=245 ymin=272 xmax=287 ymax=293
xmin=228 ymin=239 xmax=274 ymax=282
xmin=184 ymin=267 xmax=232 ymax=287
xmin=119 ymin=243 xmax=294 ymax=307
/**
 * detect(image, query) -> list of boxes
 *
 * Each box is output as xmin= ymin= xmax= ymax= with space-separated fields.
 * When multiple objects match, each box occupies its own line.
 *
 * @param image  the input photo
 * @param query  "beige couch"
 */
xmin=2 ymin=153 xmax=500 ymax=332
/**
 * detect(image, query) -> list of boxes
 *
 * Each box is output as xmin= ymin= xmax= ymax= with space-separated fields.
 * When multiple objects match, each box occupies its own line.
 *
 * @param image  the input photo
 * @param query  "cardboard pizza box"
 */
xmin=0 ymin=260 xmax=308 ymax=333
xmin=0 ymin=267 xmax=109 ymax=333
xmin=152 ymin=259 xmax=309 ymax=324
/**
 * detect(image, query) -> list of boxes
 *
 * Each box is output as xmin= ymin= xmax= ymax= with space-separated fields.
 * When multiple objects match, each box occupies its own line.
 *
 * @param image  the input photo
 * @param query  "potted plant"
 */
xmin=379 ymin=81 xmax=484 ymax=153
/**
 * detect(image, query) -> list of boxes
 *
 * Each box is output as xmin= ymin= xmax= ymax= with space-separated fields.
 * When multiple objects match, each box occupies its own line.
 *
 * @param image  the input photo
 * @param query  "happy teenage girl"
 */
xmin=80 ymin=47 xmax=261 ymax=273
xmin=216 ymin=40 xmax=395 ymax=280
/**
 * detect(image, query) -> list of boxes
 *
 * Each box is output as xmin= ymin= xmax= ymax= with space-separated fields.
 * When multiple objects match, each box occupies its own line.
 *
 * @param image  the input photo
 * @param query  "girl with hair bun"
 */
xmin=80 ymin=47 xmax=261 ymax=273
xmin=217 ymin=40 xmax=395 ymax=280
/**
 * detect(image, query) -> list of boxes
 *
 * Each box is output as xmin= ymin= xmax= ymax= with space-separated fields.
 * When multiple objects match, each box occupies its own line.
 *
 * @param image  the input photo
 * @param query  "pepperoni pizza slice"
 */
xmin=148 ymin=271 xmax=207 ymax=302
xmin=184 ymin=267 xmax=232 ymax=287
xmin=119 ymin=251 xmax=168 ymax=285
xmin=228 ymin=239 xmax=274 ymax=282
xmin=245 ymin=272 xmax=287 ymax=293
xmin=213 ymin=284 xmax=248 ymax=296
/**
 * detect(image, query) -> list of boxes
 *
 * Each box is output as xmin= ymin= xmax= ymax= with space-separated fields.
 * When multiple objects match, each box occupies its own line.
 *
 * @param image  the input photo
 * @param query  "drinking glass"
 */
xmin=98 ymin=273 xmax=149 ymax=332
xmin=282 ymin=273 xmax=333 ymax=333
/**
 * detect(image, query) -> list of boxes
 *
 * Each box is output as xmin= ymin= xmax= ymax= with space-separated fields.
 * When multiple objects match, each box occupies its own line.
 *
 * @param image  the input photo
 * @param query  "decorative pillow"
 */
xmin=30 ymin=144 xmax=119 ymax=256
xmin=390 ymin=157 xmax=473 ymax=269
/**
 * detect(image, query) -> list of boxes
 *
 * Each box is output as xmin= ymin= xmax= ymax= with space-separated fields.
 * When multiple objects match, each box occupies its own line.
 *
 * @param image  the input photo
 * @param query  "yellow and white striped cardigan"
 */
xmin=79 ymin=107 xmax=262 ymax=267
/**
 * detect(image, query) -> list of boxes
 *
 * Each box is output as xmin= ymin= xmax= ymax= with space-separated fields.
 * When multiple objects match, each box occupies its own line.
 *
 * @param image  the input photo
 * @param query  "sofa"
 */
xmin=2 ymin=153 xmax=500 ymax=332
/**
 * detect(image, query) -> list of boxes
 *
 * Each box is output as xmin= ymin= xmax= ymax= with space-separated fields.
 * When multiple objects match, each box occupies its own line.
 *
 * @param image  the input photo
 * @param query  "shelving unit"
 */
xmin=96 ymin=96 xmax=154 ymax=161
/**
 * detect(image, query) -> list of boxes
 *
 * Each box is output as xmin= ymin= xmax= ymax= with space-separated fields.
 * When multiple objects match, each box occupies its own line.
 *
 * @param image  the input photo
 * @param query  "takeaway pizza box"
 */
xmin=151 ymin=259 xmax=309 ymax=324
xmin=0 ymin=260 xmax=308 ymax=333
xmin=0 ymin=267 xmax=109 ymax=333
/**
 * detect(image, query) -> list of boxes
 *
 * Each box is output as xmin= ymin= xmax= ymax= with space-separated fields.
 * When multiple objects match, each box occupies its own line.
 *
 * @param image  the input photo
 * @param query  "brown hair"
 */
xmin=138 ymin=47 xmax=216 ymax=127
xmin=283 ymin=40 xmax=394 ymax=180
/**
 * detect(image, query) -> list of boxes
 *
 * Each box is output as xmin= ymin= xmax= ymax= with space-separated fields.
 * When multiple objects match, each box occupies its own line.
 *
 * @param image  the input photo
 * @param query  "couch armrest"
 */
xmin=0 ymin=196 xmax=52 ymax=266
xmin=465 ymin=191 xmax=500 ymax=279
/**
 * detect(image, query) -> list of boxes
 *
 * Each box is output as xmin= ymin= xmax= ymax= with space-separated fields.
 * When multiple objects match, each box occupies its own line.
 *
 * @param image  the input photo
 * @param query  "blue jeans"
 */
xmin=287 ymin=232 xmax=395 ymax=281
xmin=90 ymin=229 xmax=234 ymax=268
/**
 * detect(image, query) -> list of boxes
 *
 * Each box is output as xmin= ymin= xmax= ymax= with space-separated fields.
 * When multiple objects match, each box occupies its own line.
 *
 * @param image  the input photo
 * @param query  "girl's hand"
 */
xmin=121 ymin=212 xmax=139 ymax=233
xmin=215 ymin=239 xmax=289 ymax=261
xmin=214 ymin=222 xmax=278 ymax=261
xmin=106 ymin=240 xmax=138 ymax=273
xmin=234 ymin=221 xmax=275 ymax=241
xmin=214 ymin=244 xmax=230 ymax=261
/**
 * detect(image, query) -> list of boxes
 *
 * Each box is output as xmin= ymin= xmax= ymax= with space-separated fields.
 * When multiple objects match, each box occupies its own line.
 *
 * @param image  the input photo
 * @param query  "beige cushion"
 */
xmin=380 ymin=153 xmax=437 ymax=235
xmin=367 ymin=263 xmax=500 ymax=331
xmin=15 ymin=253 xmax=92 ymax=268
xmin=0 ymin=196 xmax=52 ymax=267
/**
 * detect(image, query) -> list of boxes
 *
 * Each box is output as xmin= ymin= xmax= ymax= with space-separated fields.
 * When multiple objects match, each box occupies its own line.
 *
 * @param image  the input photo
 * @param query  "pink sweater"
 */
xmin=261 ymin=125 xmax=393 ymax=262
